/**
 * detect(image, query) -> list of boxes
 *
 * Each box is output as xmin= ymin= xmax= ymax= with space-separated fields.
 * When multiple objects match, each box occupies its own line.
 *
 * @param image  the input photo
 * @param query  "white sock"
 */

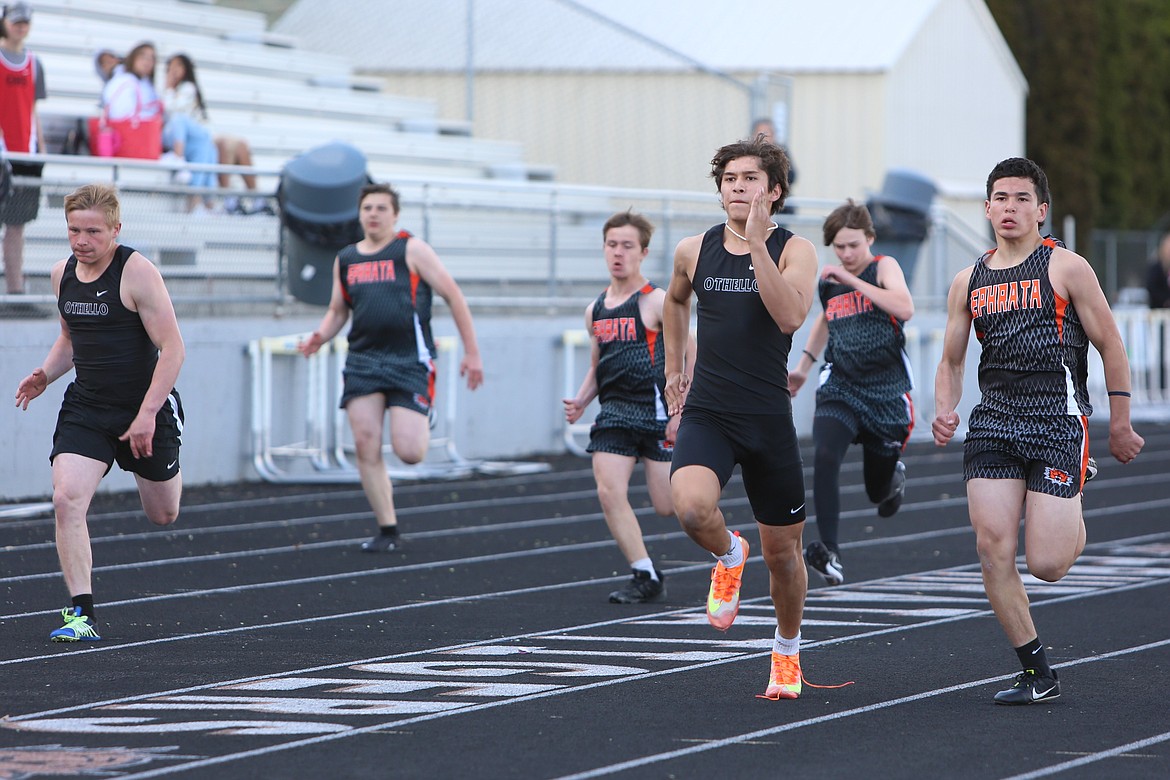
xmin=773 ymin=629 xmax=801 ymax=656
xmin=631 ymin=557 xmax=658 ymax=581
xmin=715 ymin=531 xmax=743 ymax=568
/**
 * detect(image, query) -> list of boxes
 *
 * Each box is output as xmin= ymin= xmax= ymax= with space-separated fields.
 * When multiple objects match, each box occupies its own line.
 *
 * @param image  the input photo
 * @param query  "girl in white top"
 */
xmin=100 ymin=42 xmax=160 ymax=121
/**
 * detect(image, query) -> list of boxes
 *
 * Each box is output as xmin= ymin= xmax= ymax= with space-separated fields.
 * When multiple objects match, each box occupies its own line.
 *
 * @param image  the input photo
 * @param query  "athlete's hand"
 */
xmin=461 ymin=352 xmax=484 ymax=390
xmin=563 ymin=397 xmax=586 ymax=424
xmin=665 ymin=372 xmax=690 ymax=416
xmin=15 ymin=368 xmax=48 ymax=410
xmin=932 ymin=411 xmax=959 ymax=447
xmin=820 ymin=264 xmax=856 ymax=285
xmin=1108 ymin=424 xmax=1144 ymax=465
xmin=119 ymin=411 xmax=158 ymax=459
xmin=788 ymin=366 xmax=808 ymax=397
xmin=297 ymin=331 xmax=324 ymax=357
xmin=665 ymin=413 xmax=681 ymax=443
xmin=745 ymin=188 xmax=772 ymax=244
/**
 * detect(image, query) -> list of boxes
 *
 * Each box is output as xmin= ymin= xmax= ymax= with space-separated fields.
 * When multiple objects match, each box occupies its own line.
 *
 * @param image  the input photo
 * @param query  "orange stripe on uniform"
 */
xmin=1054 ymin=291 xmax=1069 ymax=343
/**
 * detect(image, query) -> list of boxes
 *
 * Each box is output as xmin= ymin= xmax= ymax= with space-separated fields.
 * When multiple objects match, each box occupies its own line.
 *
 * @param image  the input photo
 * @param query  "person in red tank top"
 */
xmin=0 ymin=2 xmax=46 ymax=295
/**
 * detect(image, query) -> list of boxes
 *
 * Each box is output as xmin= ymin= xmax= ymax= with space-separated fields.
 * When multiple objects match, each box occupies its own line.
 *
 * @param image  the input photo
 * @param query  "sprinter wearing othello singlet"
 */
xmin=663 ymin=137 xmax=822 ymax=700
xmin=300 ymin=183 xmax=483 ymax=553
xmin=15 ymin=183 xmax=185 ymax=643
xmin=933 ymin=157 xmax=1144 ymax=705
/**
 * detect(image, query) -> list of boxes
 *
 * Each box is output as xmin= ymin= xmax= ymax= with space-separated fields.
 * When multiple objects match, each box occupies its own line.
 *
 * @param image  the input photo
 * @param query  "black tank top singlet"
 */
xmin=685 ymin=224 xmax=794 ymax=414
xmin=58 ymin=244 xmax=160 ymax=409
xmin=967 ymin=237 xmax=1091 ymax=416
xmin=819 ymin=257 xmax=912 ymax=400
xmin=592 ymin=282 xmax=667 ymax=429
xmin=338 ymin=231 xmax=436 ymax=363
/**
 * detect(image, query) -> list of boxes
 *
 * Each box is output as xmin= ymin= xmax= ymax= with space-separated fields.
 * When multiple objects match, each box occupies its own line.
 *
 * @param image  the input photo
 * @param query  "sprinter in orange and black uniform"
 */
xmin=933 ymin=157 xmax=1144 ymax=705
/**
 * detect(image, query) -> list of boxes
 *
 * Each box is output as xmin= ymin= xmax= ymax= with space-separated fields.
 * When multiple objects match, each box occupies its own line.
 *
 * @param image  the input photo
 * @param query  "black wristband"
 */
xmin=802 ymin=349 xmax=817 ymax=362
xmin=1107 ymin=390 xmax=1131 ymax=398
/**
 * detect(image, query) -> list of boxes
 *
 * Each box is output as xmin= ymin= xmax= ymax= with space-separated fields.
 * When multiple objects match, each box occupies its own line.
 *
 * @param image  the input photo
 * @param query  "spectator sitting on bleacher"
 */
xmin=101 ymin=42 xmax=161 ymax=122
xmin=163 ymin=53 xmax=270 ymax=215
xmin=103 ymin=43 xmax=215 ymax=212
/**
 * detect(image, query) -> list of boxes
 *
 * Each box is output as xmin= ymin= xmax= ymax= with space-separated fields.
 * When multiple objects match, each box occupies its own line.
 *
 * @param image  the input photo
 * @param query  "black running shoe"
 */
xmin=361 ymin=532 xmax=399 ymax=553
xmin=804 ymin=541 xmax=844 ymax=586
xmin=877 ymin=461 xmax=906 ymax=518
xmin=1084 ymin=456 xmax=1098 ymax=483
xmin=993 ymin=669 xmax=1060 ymax=705
xmin=608 ymin=568 xmax=665 ymax=603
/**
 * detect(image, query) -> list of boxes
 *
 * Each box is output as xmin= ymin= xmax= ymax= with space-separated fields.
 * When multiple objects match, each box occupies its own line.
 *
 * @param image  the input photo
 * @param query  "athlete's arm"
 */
xmin=746 ymin=189 xmax=817 ymax=334
xmin=1051 ymin=250 xmax=1144 ymax=464
xmin=932 ymin=266 xmax=974 ymax=447
xmin=15 ymin=260 xmax=74 ymax=410
xmin=564 ymin=303 xmax=599 ymax=424
xmin=407 ymin=237 xmax=483 ymax=390
xmin=664 ymin=235 xmax=699 ymax=415
xmin=789 ymin=312 xmax=827 ymax=397
xmin=121 ymin=251 xmax=186 ymax=459
xmin=300 ymin=257 xmax=350 ymax=357
xmin=822 ymin=256 xmax=914 ymax=322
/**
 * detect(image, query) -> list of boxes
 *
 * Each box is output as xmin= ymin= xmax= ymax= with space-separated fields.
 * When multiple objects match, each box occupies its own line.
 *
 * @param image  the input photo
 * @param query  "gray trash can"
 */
xmin=867 ymin=169 xmax=937 ymax=288
xmin=278 ymin=142 xmax=370 ymax=305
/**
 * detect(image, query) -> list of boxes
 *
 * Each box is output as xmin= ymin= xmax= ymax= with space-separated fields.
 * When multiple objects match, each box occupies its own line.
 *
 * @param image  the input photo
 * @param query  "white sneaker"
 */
xmin=161 ymin=152 xmax=192 ymax=184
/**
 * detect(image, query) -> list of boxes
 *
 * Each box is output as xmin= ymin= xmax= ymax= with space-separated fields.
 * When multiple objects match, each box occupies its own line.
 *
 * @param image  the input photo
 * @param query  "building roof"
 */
xmin=276 ymin=0 xmax=947 ymax=74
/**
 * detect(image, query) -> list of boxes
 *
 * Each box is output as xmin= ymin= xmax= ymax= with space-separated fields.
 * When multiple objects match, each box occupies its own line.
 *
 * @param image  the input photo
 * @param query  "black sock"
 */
xmin=380 ymin=525 xmax=399 ymax=537
xmin=1014 ymin=637 xmax=1052 ymax=677
xmin=71 ymin=593 xmax=96 ymax=623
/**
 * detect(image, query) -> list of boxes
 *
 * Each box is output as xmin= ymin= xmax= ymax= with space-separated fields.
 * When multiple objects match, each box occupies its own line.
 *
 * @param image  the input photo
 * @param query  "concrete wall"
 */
xmin=1 ymin=306 xmax=981 ymax=503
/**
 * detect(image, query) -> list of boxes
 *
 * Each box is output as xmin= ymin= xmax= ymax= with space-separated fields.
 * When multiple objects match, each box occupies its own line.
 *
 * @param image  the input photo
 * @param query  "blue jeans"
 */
xmin=163 ymin=115 xmax=217 ymax=188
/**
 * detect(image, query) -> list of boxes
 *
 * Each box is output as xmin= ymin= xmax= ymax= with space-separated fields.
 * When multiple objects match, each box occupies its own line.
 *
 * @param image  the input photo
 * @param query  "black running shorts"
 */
xmin=963 ymin=406 xmax=1090 ymax=498
xmin=50 ymin=385 xmax=184 ymax=481
xmin=670 ymin=406 xmax=807 ymax=526
xmin=340 ymin=350 xmax=433 ymax=413
xmin=587 ymin=424 xmax=673 ymax=462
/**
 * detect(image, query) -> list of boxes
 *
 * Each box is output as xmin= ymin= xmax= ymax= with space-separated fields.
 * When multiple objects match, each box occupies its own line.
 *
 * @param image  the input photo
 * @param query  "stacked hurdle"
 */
xmin=561 ymin=329 xmax=593 ymax=457
xmin=249 ymin=333 xmax=550 ymax=483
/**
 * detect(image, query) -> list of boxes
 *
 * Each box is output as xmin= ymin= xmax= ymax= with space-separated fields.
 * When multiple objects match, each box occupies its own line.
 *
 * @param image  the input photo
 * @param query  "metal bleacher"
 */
xmin=17 ymin=0 xmax=571 ymax=300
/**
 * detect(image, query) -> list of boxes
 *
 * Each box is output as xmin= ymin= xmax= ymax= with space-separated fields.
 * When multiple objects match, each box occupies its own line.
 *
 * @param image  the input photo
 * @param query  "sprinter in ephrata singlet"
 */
xmin=933 ymin=157 xmax=1144 ymax=706
xmin=788 ymin=199 xmax=915 ymax=587
xmin=564 ymin=211 xmax=694 ymax=605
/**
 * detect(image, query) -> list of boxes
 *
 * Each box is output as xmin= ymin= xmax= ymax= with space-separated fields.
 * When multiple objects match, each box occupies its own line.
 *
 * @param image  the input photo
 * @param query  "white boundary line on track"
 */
xmin=550 ymin=635 xmax=1170 ymax=780
xmin=95 ymin=582 xmax=1170 ymax=779
xmin=4 ymin=497 xmax=1169 ymax=659
xmin=1001 ymin=732 xmax=1170 ymax=780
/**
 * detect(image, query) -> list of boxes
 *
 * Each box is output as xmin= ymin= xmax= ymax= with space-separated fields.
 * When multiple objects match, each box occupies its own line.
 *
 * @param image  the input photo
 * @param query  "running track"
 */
xmin=2 ymin=423 xmax=1169 ymax=779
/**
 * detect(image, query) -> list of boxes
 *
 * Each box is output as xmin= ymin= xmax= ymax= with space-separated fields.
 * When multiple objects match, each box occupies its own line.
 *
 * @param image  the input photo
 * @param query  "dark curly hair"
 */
xmin=710 ymin=137 xmax=791 ymax=215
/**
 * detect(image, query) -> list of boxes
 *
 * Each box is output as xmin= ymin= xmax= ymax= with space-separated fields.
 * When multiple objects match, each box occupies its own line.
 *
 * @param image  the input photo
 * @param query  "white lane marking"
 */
xmin=1001 ymin=731 xmax=1170 ymax=780
xmin=550 ymin=636 xmax=1170 ymax=780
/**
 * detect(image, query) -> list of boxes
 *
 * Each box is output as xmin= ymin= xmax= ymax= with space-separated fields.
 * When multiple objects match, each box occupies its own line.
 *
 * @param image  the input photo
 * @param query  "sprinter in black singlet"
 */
xmin=933 ymin=157 xmax=1144 ymax=705
xmin=663 ymin=137 xmax=825 ymax=700
xmin=300 ymin=183 xmax=483 ymax=553
xmin=15 ymin=183 xmax=186 ymax=642
xmin=564 ymin=211 xmax=694 ymax=604
xmin=789 ymin=200 xmax=915 ymax=586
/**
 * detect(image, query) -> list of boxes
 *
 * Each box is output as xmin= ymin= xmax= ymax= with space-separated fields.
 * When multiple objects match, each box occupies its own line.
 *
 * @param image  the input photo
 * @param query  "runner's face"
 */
xmin=67 ymin=209 xmax=120 ymax=265
xmin=831 ymin=227 xmax=874 ymax=272
xmin=603 ymin=225 xmax=647 ymax=281
xmin=359 ymin=193 xmax=398 ymax=238
xmin=719 ymin=157 xmax=777 ymax=218
xmin=985 ymin=176 xmax=1047 ymax=240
